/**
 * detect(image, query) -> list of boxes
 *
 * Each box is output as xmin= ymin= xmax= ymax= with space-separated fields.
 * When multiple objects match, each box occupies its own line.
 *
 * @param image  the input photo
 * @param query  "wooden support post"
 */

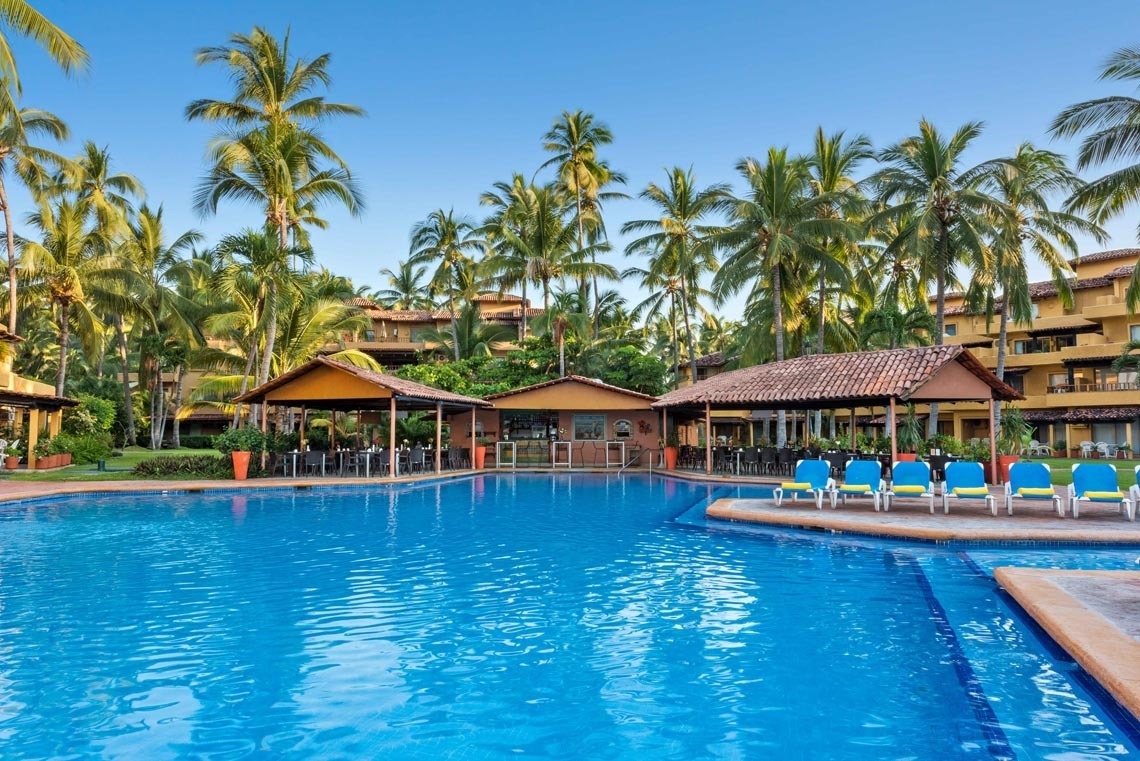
xmin=26 ymin=408 xmax=38 ymax=468
xmin=889 ymin=398 xmax=898 ymax=465
xmin=988 ymin=397 xmax=998 ymax=485
xmin=471 ymin=406 xmax=477 ymax=471
xmin=849 ymin=408 xmax=856 ymax=453
xmin=48 ymin=410 xmax=61 ymax=437
xmin=389 ymin=397 xmax=397 ymax=478
xmin=704 ymin=401 xmax=712 ymax=475
xmin=435 ymin=403 xmax=443 ymax=474
xmin=299 ymin=406 xmax=307 ymax=450
xmin=260 ymin=401 xmax=269 ymax=471
xmin=330 ymin=410 xmax=336 ymax=452
xmin=1065 ymin=423 xmax=1073 ymax=458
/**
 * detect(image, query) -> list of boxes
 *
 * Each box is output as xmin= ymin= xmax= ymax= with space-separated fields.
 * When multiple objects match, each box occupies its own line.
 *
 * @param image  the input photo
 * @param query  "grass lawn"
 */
xmin=1032 ymin=457 xmax=1137 ymax=489
xmin=3 ymin=447 xmax=222 ymax=483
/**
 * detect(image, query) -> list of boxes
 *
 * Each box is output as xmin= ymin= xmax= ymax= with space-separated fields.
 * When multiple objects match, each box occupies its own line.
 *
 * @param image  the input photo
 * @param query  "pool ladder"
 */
xmin=618 ymin=447 xmax=663 ymax=475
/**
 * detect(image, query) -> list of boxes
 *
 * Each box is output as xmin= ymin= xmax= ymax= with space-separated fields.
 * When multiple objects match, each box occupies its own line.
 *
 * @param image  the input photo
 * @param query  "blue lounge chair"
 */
xmin=829 ymin=459 xmax=886 ymax=511
xmin=1068 ymin=463 xmax=1135 ymax=521
xmin=1130 ymin=464 xmax=1140 ymax=507
xmin=941 ymin=461 xmax=997 ymax=516
xmin=773 ymin=459 xmax=834 ymax=510
xmin=885 ymin=460 xmax=935 ymax=513
xmin=1004 ymin=462 xmax=1062 ymax=517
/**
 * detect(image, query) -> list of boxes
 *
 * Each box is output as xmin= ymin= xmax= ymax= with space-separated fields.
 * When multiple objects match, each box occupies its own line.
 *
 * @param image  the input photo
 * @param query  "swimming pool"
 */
xmin=0 ymin=474 xmax=1136 ymax=759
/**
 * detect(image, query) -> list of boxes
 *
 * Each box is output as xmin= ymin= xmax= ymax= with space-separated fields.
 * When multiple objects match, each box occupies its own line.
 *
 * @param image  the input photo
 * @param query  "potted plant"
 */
xmin=1117 ymin=442 xmax=1131 ymax=460
xmin=1052 ymin=439 xmax=1067 ymax=458
xmin=997 ymin=406 xmax=1031 ymax=483
xmin=4 ymin=442 xmax=19 ymax=470
xmin=663 ymin=431 xmax=680 ymax=470
xmin=34 ymin=438 xmax=55 ymax=469
xmin=213 ymin=426 xmax=265 ymax=481
xmin=895 ymin=405 xmax=924 ymax=462
xmin=53 ymin=438 xmax=72 ymax=467
xmin=472 ymin=436 xmax=491 ymax=469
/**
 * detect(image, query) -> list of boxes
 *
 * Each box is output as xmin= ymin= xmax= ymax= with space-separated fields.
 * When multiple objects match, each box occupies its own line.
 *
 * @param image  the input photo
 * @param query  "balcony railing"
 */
xmin=1047 ymin=382 xmax=1139 ymax=394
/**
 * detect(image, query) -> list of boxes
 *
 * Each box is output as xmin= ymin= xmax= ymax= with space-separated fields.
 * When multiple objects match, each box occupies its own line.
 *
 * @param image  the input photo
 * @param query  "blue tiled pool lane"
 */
xmin=0 ymin=473 xmax=1135 ymax=759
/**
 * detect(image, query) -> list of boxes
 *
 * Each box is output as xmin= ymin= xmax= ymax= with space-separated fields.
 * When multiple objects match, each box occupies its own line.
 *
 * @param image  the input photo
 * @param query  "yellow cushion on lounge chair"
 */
xmin=839 ymin=484 xmax=871 ymax=493
xmin=1085 ymin=490 xmax=1125 ymax=500
xmin=1017 ymin=487 xmax=1055 ymax=497
xmin=952 ymin=486 xmax=990 ymax=497
xmin=781 ymin=482 xmax=812 ymax=490
xmin=892 ymin=485 xmax=927 ymax=495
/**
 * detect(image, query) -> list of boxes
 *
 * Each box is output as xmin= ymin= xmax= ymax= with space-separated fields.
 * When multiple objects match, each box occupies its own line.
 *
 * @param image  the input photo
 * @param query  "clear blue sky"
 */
xmin=12 ymin=0 xmax=1140 ymax=318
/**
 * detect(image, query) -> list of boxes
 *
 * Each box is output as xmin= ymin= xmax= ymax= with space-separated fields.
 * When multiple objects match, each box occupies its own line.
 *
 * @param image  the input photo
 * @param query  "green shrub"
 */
xmin=52 ymin=431 xmax=113 ymax=465
xmin=63 ymin=394 xmax=117 ymax=436
xmin=133 ymin=454 xmax=234 ymax=479
xmin=212 ymin=426 xmax=266 ymax=455
xmin=176 ymin=435 xmax=215 ymax=449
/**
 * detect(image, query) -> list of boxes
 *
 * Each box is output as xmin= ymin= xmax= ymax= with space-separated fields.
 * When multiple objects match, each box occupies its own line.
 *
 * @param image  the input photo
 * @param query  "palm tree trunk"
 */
xmin=928 ymin=230 xmax=949 ymax=439
xmin=232 ymin=336 xmax=258 ymax=427
xmin=670 ymin=293 xmax=680 ymax=390
xmin=448 ymin=291 xmax=460 ymax=362
xmin=55 ymin=303 xmax=69 ymax=397
xmin=679 ymin=276 xmax=699 ymax=387
xmin=0 ymin=176 xmax=17 ymax=335
xmin=520 ymin=280 xmax=528 ymax=342
xmin=558 ymin=332 xmax=566 ymax=378
xmin=171 ymin=364 xmax=185 ymax=448
xmin=115 ymin=317 xmax=136 ymax=446
xmin=995 ymin=297 xmax=1008 ymax=436
xmin=259 ymin=280 xmax=279 ymax=385
xmin=815 ymin=263 xmax=827 ymax=438
xmin=774 ymin=265 xmax=787 ymax=447
xmin=150 ymin=362 xmax=163 ymax=450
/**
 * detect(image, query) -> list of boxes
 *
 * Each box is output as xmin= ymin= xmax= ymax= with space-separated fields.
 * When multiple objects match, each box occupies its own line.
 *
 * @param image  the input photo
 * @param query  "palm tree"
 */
xmin=375 ymin=259 xmax=433 ymax=309
xmin=408 ymin=209 xmax=484 ymax=361
xmin=1050 ymin=44 xmax=1140 ymax=310
xmin=0 ymin=2 xmax=87 ymax=118
xmin=121 ymin=205 xmax=203 ymax=448
xmin=540 ymin=110 xmax=626 ymax=323
xmin=481 ymin=173 xmax=537 ymax=339
xmin=858 ymin=305 xmax=937 ymax=350
xmin=871 ymin=120 xmax=1005 ymax=436
xmin=214 ymin=229 xmax=312 ymax=420
xmin=969 ymin=144 xmax=1105 ymax=431
xmin=713 ymin=149 xmax=855 ymax=363
xmin=66 ymin=141 xmax=143 ymax=235
xmin=0 ymin=104 xmax=67 ymax=333
xmin=420 ymin=304 xmax=516 ymax=360
xmin=532 ymin=291 xmax=591 ymax=377
xmin=623 ymin=167 xmax=727 ymax=385
xmin=186 ymin=27 xmax=364 ymax=135
xmin=20 ymin=197 xmax=121 ymax=395
xmin=189 ymin=27 xmax=364 ymax=250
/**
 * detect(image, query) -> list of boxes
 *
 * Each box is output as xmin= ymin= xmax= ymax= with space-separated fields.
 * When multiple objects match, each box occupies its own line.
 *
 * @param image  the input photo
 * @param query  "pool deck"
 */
xmin=996 ymin=568 xmax=1140 ymax=721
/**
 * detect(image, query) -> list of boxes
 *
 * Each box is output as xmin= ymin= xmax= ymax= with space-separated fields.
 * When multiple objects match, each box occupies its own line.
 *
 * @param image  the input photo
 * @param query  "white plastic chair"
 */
xmin=1079 ymin=441 xmax=1094 ymax=459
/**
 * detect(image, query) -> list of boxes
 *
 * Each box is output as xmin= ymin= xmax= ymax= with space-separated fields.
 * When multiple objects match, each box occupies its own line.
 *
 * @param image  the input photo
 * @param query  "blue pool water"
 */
xmin=0 ymin=474 xmax=1137 ymax=760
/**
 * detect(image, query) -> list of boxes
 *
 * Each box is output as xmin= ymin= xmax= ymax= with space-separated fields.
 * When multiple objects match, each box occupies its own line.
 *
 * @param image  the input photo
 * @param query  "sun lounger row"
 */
xmin=773 ymin=459 xmax=1135 ymax=520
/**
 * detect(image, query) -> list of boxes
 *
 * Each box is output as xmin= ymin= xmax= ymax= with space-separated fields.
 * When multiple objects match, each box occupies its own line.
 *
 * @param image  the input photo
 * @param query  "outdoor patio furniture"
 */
xmin=773 ymin=459 xmax=834 ymax=510
xmin=828 ymin=459 xmax=885 ymax=511
xmin=776 ymin=448 xmax=795 ymax=477
xmin=759 ymin=447 xmax=777 ymax=475
xmin=1069 ymin=463 xmax=1135 ymax=520
xmin=1096 ymin=441 xmax=1116 ymax=459
xmin=1079 ymin=441 xmax=1094 ymax=458
xmin=885 ymin=461 xmax=935 ymax=513
xmin=1028 ymin=440 xmax=1053 ymax=457
xmin=941 ymin=461 xmax=998 ymax=516
xmin=303 ymin=451 xmax=326 ymax=477
xmin=1130 ymin=464 xmax=1140 ymax=507
xmin=1005 ymin=462 xmax=1063 ymax=517
xmin=741 ymin=447 xmax=760 ymax=475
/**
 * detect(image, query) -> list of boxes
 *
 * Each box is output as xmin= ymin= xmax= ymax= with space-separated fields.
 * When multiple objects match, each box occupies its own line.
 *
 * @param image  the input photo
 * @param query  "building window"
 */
xmin=1006 ymin=374 xmax=1024 ymax=394
xmin=573 ymin=414 xmax=606 ymax=441
xmin=944 ymin=323 xmax=957 ymax=337
xmin=1013 ymin=339 xmax=1032 ymax=355
xmin=1053 ymin=334 xmax=1076 ymax=350
xmin=1048 ymin=372 xmax=1069 ymax=392
xmin=1131 ymin=324 xmax=1140 ymax=342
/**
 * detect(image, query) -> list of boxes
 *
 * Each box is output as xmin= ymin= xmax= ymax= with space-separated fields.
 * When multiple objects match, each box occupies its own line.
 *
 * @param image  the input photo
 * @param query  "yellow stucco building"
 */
xmin=938 ymin=248 xmax=1140 ymax=453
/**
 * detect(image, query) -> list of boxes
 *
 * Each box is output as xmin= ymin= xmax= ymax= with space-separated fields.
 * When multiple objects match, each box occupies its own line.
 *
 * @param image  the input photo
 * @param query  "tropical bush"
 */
xmin=176 ymin=435 xmax=215 ymax=449
xmin=52 ymin=431 xmax=113 ymax=465
xmin=212 ymin=426 xmax=266 ymax=454
xmin=133 ymin=454 xmax=234 ymax=479
xmin=62 ymin=394 xmax=117 ymax=436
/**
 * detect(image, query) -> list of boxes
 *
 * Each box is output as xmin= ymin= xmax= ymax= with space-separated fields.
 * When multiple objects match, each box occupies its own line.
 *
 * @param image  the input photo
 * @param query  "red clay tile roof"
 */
xmin=652 ymin=346 xmax=1021 ymax=409
xmin=472 ymin=293 xmax=525 ymax=303
xmin=347 ymin=297 xmax=379 ymax=308
xmin=368 ymin=310 xmax=436 ymax=322
xmin=1058 ymin=406 xmax=1140 ymax=423
xmin=0 ymin=388 xmax=78 ymax=408
xmin=695 ymin=351 xmax=739 ymax=368
xmin=234 ymin=356 xmax=490 ymax=408
xmin=483 ymin=375 xmax=657 ymax=402
xmin=1075 ymin=248 xmax=1140 ymax=264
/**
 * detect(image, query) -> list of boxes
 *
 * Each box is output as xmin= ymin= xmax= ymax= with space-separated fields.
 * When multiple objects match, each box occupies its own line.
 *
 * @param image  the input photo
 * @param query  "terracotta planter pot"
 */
xmin=61 ymin=453 xmax=72 ymax=466
xmin=982 ymin=461 xmax=995 ymax=484
xmin=231 ymin=450 xmax=251 ymax=481
xmin=664 ymin=446 xmax=678 ymax=470
xmin=4 ymin=455 xmax=17 ymax=470
xmin=895 ymin=453 xmax=917 ymax=462
xmin=998 ymin=454 xmax=1019 ymax=484
xmin=472 ymin=445 xmax=486 ymax=469
xmin=35 ymin=457 xmax=51 ymax=469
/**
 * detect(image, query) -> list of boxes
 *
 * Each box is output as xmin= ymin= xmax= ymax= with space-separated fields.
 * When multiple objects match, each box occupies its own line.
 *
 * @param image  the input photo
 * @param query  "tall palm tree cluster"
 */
xmin=2 ymin=19 xmax=371 ymax=447
xmin=5 ymin=1 xmax=1140 ymax=451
